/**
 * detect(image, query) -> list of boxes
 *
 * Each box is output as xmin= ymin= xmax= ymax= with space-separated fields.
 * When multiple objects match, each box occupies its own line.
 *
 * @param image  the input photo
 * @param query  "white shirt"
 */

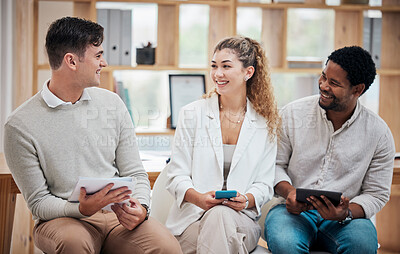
xmin=223 ymin=144 xmax=236 ymax=190
xmin=41 ymin=79 xmax=91 ymax=108
xmin=275 ymin=95 xmax=395 ymax=218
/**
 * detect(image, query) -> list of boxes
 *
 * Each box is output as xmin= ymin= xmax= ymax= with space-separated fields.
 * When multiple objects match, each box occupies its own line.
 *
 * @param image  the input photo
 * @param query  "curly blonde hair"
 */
xmin=205 ymin=36 xmax=281 ymax=140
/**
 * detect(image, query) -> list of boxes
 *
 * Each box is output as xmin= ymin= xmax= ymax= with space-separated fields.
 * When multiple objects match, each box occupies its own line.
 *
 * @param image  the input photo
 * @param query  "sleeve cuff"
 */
xmin=176 ymin=181 xmax=195 ymax=208
xmin=274 ymin=168 xmax=292 ymax=187
xmin=350 ymin=196 xmax=378 ymax=219
xmin=64 ymin=202 xmax=87 ymax=219
xmin=247 ymin=186 xmax=273 ymax=220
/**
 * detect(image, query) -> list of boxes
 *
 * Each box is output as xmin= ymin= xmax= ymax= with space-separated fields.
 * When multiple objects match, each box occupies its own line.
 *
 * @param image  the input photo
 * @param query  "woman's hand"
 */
xmin=184 ymin=188 xmax=223 ymax=211
xmin=222 ymin=192 xmax=247 ymax=211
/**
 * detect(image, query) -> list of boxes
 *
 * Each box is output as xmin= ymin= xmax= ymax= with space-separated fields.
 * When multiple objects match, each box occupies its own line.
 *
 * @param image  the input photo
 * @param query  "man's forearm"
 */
xmin=275 ymin=181 xmax=295 ymax=199
xmin=348 ymin=203 xmax=366 ymax=219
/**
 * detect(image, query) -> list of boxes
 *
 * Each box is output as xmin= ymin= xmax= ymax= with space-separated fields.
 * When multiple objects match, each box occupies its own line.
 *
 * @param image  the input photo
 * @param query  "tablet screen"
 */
xmin=296 ymin=188 xmax=342 ymax=207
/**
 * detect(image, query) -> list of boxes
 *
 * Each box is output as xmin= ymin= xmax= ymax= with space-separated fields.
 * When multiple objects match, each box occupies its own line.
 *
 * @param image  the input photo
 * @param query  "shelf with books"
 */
xmin=29 ymin=0 xmax=400 ymax=144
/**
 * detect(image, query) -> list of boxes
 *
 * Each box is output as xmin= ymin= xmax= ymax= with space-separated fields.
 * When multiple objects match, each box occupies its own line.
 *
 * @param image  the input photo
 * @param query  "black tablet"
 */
xmin=296 ymin=188 xmax=342 ymax=207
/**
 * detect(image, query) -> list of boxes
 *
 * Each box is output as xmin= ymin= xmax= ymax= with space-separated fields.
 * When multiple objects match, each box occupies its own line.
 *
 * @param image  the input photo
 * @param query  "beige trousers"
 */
xmin=176 ymin=205 xmax=261 ymax=254
xmin=33 ymin=210 xmax=182 ymax=254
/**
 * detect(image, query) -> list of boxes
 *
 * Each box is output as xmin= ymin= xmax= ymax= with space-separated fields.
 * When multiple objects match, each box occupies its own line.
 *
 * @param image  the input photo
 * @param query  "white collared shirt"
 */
xmin=41 ymin=79 xmax=91 ymax=108
xmin=275 ymin=95 xmax=395 ymax=218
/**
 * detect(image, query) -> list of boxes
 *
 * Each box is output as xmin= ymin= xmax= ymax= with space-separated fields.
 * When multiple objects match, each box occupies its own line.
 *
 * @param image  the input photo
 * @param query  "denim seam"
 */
xmin=318 ymin=224 xmax=341 ymax=250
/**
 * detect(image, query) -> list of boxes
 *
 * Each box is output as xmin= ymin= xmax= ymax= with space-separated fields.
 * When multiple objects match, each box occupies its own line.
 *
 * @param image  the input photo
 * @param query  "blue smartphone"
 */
xmin=215 ymin=190 xmax=238 ymax=199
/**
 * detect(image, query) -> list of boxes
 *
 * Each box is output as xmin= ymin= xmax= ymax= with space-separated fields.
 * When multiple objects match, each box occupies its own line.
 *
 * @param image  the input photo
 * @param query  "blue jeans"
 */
xmin=264 ymin=204 xmax=377 ymax=254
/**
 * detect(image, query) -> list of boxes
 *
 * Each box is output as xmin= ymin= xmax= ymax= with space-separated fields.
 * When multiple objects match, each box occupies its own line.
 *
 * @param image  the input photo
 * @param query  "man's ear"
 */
xmin=64 ymin=53 xmax=77 ymax=70
xmin=353 ymin=83 xmax=365 ymax=97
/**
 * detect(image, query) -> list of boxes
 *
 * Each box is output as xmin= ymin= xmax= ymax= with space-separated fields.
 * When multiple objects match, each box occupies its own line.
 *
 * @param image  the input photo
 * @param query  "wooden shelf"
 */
xmin=38 ymin=64 xmax=208 ymax=72
xmin=377 ymin=69 xmax=400 ymax=75
xmin=39 ymin=65 xmax=400 ymax=75
xmin=103 ymin=65 xmax=208 ymax=72
xmin=96 ymin=0 xmax=232 ymax=6
xmin=273 ymin=68 xmax=400 ymax=75
xmin=237 ymin=2 xmax=400 ymax=11
xmin=272 ymin=67 xmax=321 ymax=73
xmin=135 ymin=128 xmax=175 ymax=136
xmin=37 ymin=64 xmax=50 ymax=70
xmin=37 ymin=0 xmax=91 ymax=2
xmin=39 ymin=65 xmax=400 ymax=76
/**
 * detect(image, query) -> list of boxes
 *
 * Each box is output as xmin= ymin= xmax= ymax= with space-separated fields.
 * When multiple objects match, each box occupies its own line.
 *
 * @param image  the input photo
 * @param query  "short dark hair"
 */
xmin=327 ymin=46 xmax=376 ymax=95
xmin=45 ymin=17 xmax=104 ymax=70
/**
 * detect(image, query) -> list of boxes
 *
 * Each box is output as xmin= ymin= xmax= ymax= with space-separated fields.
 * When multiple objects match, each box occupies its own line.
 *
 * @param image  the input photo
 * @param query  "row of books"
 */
xmin=363 ymin=17 xmax=382 ymax=69
xmin=114 ymin=81 xmax=134 ymax=125
xmin=97 ymin=9 xmax=132 ymax=66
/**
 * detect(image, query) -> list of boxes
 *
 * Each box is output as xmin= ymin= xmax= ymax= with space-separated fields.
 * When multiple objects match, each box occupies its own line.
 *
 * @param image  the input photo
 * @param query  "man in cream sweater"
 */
xmin=4 ymin=17 xmax=181 ymax=254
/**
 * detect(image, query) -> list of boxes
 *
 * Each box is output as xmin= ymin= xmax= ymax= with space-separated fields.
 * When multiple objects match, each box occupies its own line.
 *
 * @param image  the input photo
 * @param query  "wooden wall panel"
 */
xmin=208 ymin=6 xmax=231 ymax=60
xmin=334 ymin=10 xmax=362 ymax=49
xmin=381 ymin=12 xmax=400 ymax=69
xmin=156 ymin=4 xmax=178 ymax=66
xmin=15 ymin=0 xmax=34 ymax=107
xmin=261 ymin=9 xmax=286 ymax=68
xmin=379 ymin=76 xmax=400 ymax=152
xmin=208 ymin=6 xmax=232 ymax=92
xmin=0 ymin=177 xmax=16 ymax=254
xmin=74 ymin=2 xmax=91 ymax=20
xmin=305 ymin=0 xmax=324 ymax=3
xmin=11 ymin=198 xmax=34 ymax=254
xmin=380 ymin=12 xmax=400 ymax=152
xmin=376 ymin=185 xmax=400 ymax=252
xmin=12 ymin=1 xmax=36 ymax=253
xmin=99 ymin=70 xmax=114 ymax=91
xmin=382 ymin=0 xmax=400 ymax=4
xmin=36 ymin=1 xmax=74 ymax=67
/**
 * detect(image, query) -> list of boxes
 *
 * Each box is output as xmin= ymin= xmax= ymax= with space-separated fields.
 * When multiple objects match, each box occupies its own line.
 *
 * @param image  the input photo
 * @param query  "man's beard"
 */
xmin=318 ymin=93 xmax=346 ymax=112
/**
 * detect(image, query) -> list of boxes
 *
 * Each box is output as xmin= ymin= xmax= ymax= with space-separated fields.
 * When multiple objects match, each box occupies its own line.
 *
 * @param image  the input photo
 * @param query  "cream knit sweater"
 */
xmin=4 ymin=87 xmax=150 ymax=221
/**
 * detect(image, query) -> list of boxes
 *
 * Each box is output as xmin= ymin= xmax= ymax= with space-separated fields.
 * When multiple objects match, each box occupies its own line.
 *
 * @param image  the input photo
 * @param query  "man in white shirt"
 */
xmin=264 ymin=46 xmax=395 ymax=254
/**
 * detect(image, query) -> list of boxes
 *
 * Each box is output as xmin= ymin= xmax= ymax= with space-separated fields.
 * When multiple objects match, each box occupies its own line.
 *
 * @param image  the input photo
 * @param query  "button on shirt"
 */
xmin=275 ymin=95 xmax=395 ymax=218
xmin=41 ymin=79 xmax=91 ymax=108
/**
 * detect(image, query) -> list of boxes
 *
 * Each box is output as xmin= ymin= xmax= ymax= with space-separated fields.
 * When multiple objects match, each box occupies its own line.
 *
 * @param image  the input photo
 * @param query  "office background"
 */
xmin=0 ymin=0 xmax=399 ymax=253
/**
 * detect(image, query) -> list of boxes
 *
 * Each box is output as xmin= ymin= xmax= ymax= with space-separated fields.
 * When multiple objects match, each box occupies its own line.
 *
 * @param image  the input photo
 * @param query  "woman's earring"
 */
xmin=244 ymin=76 xmax=249 ymax=81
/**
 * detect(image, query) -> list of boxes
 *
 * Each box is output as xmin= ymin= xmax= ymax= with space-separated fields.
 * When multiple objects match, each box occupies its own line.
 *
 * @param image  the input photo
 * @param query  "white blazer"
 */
xmin=165 ymin=94 xmax=277 ymax=235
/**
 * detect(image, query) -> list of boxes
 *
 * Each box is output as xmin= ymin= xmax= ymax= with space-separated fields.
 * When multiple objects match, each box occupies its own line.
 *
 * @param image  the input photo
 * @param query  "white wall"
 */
xmin=0 ymin=0 xmax=14 ymax=153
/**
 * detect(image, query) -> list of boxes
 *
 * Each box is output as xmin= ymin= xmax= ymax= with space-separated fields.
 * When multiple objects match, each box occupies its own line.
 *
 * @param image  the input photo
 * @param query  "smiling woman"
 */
xmin=165 ymin=36 xmax=280 ymax=253
xmin=207 ymin=36 xmax=281 ymax=140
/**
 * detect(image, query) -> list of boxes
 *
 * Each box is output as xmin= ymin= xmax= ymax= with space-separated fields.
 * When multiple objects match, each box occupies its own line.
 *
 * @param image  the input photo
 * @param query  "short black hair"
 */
xmin=327 ymin=46 xmax=376 ymax=95
xmin=45 ymin=17 xmax=104 ymax=70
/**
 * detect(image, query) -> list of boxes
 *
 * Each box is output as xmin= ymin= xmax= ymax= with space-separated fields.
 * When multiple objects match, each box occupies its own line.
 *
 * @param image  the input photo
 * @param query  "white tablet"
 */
xmin=68 ymin=176 xmax=136 ymax=211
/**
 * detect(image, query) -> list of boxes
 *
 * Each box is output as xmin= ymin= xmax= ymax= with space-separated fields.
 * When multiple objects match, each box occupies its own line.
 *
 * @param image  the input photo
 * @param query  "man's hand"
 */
xmin=307 ymin=195 xmax=349 ymax=221
xmin=111 ymin=198 xmax=147 ymax=230
xmin=275 ymin=181 xmax=312 ymax=214
xmin=78 ymin=183 xmax=132 ymax=216
xmin=286 ymin=189 xmax=313 ymax=214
